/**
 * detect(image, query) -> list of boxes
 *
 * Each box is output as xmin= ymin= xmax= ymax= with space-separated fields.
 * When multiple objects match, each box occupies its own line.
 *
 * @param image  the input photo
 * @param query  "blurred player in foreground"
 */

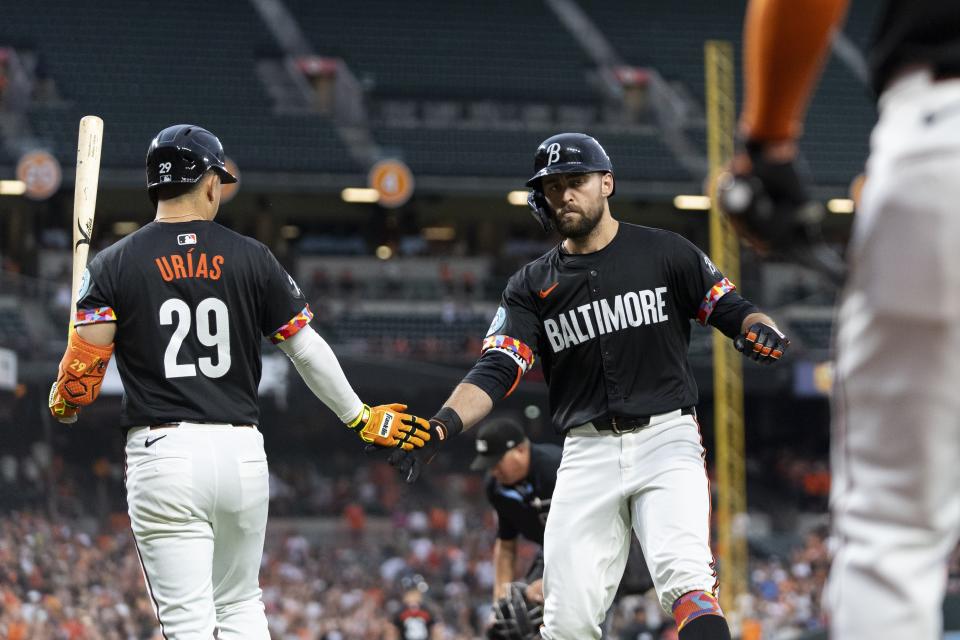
xmin=724 ymin=1 xmax=960 ymax=637
xmin=48 ymin=124 xmax=429 ymax=638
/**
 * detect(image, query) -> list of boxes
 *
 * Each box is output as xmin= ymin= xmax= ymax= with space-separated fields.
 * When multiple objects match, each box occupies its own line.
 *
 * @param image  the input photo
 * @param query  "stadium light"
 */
xmin=422 ymin=226 xmax=456 ymax=241
xmin=673 ymin=195 xmax=711 ymax=210
xmin=507 ymin=190 xmax=528 ymax=206
xmin=341 ymin=187 xmax=380 ymax=203
xmin=0 ymin=180 xmax=26 ymax=196
xmin=112 ymin=222 xmax=139 ymax=235
xmin=827 ymin=198 xmax=855 ymax=214
xmin=375 ymin=245 xmax=393 ymax=260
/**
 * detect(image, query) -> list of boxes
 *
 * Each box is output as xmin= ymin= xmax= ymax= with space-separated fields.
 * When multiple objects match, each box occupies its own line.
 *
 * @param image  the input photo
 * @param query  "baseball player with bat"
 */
xmin=47 ymin=124 xmax=431 ymax=639
xmin=722 ymin=1 xmax=960 ymax=637
xmin=388 ymin=133 xmax=790 ymax=640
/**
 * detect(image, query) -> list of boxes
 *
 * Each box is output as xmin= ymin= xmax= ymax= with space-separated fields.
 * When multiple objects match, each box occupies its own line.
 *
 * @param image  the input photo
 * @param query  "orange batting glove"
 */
xmin=345 ymin=403 xmax=431 ymax=451
xmin=49 ymin=329 xmax=114 ymax=424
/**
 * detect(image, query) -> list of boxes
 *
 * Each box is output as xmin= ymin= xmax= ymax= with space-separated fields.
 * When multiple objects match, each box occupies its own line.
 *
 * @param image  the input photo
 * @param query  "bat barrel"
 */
xmin=69 ymin=115 xmax=104 ymax=329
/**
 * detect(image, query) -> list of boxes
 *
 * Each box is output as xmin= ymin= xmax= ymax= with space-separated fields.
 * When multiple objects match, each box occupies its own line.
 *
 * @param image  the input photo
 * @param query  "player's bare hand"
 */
xmin=735 ymin=322 xmax=790 ymax=365
xmin=346 ymin=403 xmax=431 ymax=451
xmin=48 ymin=381 xmax=80 ymax=424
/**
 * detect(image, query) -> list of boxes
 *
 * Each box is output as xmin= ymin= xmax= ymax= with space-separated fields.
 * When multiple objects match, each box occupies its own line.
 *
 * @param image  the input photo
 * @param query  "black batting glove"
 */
xmin=388 ymin=407 xmax=463 ymax=484
xmin=717 ymin=141 xmax=825 ymax=253
xmin=734 ymin=321 xmax=790 ymax=365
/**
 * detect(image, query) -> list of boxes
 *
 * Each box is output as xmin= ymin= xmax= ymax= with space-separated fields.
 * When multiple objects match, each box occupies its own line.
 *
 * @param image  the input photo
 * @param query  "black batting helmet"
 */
xmin=525 ymin=133 xmax=614 ymax=232
xmin=146 ymin=124 xmax=237 ymax=198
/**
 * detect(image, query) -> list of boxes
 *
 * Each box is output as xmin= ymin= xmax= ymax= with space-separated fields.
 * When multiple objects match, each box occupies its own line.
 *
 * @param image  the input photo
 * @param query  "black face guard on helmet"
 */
xmin=146 ymin=124 xmax=237 ymax=204
xmin=525 ymin=132 xmax=615 ymax=232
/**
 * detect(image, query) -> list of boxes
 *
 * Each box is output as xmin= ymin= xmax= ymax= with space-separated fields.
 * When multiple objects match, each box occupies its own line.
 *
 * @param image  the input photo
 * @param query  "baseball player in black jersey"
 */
xmin=388 ymin=133 xmax=789 ymax=640
xmin=47 ymin=124 xmax=430 ymax=639
xmin=724 ymin=1 xmax=960 ymax=637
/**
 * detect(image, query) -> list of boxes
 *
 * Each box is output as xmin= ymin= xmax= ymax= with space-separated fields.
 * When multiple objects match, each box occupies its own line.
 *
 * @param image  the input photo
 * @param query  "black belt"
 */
xmin=149 ymin=421 xmax=255 ymax=430
xmin=591 ymin=407 xmax=695 ymax=434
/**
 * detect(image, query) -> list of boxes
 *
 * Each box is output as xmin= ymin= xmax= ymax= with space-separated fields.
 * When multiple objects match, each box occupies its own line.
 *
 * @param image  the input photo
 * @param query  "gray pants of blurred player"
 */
xmin=828 ymin=67 xmax=960 ymax=639
xmin=126 ymin=423 xmax=270 ymax=639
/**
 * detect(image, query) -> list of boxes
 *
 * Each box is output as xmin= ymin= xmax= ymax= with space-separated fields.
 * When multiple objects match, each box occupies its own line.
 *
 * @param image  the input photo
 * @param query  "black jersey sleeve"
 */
xmin=476 ymin=270 xmax=540 ymax=387
xmin=74 ymin=253 xmax=118 ymax=326
xmin=668 ymin=235 xmax=755 ymax=337
xmin=495 ymin=506 xmax=520 ymax=540
xmin=258 ymin=246 xmax=313 ymax=344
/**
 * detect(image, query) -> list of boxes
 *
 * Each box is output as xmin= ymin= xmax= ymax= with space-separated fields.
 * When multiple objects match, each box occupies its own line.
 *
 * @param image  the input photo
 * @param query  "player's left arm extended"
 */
xmin=276 ymin=325 xmax=429 ymax=450
xmin=49 ymin=322 xmax=116 ymax=424
xmin=388 ymin=348 xmax=531 ymax=483
xmin=699 ymin=283 xmax=790 ymax=365
xmin=718 ymin=0 xmax=850 ymax=274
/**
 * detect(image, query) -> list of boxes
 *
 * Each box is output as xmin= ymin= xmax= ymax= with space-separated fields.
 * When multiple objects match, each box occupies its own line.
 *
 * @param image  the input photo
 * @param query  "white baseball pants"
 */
xmin=125 ymin=423 xmax=271 ymax=639
xmin=540 ymin=411 xmax=717 ymax=640
xmin=828 ymin=68 xmax=960 ymax=639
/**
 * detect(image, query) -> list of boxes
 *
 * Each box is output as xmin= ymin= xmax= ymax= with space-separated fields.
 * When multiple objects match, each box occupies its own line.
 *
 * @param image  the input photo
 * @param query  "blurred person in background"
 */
xmin=389 ymin=586 xmax=443 ymax=640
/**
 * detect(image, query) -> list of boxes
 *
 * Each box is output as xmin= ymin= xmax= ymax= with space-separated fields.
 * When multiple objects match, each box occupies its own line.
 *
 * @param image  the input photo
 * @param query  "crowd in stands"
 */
xmin=3 ymin=445 xmax=959 ymax=639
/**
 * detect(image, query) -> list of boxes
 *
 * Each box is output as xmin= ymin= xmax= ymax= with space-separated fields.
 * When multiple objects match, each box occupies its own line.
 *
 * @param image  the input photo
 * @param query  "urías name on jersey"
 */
xmin=155 ymin=249 xmax=223 ymax=282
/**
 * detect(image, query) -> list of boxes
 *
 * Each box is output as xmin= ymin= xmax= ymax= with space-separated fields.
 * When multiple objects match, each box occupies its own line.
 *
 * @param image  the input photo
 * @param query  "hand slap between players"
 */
xmin=345 ymin=403 xmax=431 ymax=451
xmin=735 ymin=321 xmax=790 ymax=365
xmin=389 ymin=407 xmax=464 ymax=483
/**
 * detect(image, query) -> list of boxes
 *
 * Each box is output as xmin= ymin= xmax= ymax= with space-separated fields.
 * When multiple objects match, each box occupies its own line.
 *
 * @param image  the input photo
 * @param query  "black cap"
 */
xmin=470 ymin=420 xmax=526 ymax=471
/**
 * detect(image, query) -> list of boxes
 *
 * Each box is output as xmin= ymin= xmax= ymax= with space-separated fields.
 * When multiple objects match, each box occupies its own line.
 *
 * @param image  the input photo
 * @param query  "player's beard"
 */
xmin=553 ymin=199 xmax=604 ymax=239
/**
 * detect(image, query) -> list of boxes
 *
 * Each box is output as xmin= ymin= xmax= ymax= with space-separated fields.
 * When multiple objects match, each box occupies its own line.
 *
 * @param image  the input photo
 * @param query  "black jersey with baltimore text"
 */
xmin=870 ymin=0 xmax=960 ymax=93
xmin=485 ymin=443 xmax=562 ymax=545
xmin=75 ymin=220 xmax=311 ymax=428
xmin=481 ymin=223 xmax=756 ymax=432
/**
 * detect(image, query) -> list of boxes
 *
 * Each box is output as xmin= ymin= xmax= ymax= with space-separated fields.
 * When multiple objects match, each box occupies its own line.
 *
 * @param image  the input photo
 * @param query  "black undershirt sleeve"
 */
xmin=462 ymin=350 xmax=521 ymax=402
xmin=708 ymin=291 xmax=758 ymax=339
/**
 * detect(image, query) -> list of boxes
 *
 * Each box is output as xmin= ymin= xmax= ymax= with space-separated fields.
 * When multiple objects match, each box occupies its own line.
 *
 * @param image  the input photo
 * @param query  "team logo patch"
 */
xmin=378 ymin=413 xmax=394 ymax=438
xmin=76 ymin=268 xmax=92 ymax=301
xmin=177 ymin=233 xmax=197 ymax=246
xmin=703 ymin=255 xmax=719 ymax=276
xmin=486 ymin=306 xmax=507 ymax=337
xmin=476 ymin=439 xmax=488 ymax=453
xmin=546 ymin=142 xmax=561 ymax=166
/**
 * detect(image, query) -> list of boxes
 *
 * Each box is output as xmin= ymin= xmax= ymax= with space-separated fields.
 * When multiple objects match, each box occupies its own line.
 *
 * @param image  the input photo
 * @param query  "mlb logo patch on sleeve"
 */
xmin=177 ymin=233 xmax=197 ymax=246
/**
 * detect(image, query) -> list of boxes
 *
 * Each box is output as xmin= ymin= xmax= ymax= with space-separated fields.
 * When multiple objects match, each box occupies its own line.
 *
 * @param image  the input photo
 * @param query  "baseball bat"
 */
xmin=69 ymin=115 xmax=103 ymax=329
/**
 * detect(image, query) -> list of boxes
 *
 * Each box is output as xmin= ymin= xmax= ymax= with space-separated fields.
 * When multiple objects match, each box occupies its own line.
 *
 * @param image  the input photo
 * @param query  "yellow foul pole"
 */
xmin=704 ymin=39 xmax=748 ymax=614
